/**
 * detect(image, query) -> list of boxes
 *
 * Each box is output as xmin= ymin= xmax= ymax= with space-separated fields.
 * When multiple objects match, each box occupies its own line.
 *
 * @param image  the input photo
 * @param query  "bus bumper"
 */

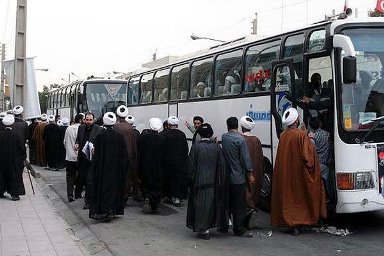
xmin=336 ymin=190 xmax=384 ymax=213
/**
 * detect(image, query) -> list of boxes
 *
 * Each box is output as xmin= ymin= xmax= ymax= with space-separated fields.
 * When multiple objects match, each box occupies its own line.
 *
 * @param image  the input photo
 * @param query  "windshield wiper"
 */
xmin=356 ymin=116 xmax=384 ymax=144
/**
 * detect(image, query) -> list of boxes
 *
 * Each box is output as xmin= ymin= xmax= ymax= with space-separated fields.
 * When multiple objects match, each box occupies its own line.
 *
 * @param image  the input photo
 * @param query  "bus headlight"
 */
xmin=337 ymin=172 xmax=375 ymax=190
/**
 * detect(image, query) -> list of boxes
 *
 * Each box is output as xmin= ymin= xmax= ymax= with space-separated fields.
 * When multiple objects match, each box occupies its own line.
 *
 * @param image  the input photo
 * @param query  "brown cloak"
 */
xmin=271 ymin=127 xmax=327 ymax=227
xmin=114 ymin=120 xmax=138 ymax=199
xmin=32 ymin=122 xmax=47 ymax=166
xmin=243 ymin=133 xmax=264 ymax=209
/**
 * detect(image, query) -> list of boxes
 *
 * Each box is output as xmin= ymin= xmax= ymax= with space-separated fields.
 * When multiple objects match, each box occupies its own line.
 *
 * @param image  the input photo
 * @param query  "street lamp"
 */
xmin=190 ymin=33 xmax=226 ymax=43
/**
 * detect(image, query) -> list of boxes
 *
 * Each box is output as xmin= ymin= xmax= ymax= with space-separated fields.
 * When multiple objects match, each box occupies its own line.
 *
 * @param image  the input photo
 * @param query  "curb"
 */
xmin=35 ymin=175 xmax=114 ymax=256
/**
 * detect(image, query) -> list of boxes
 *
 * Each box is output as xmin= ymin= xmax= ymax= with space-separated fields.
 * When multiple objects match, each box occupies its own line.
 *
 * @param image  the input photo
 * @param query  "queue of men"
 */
xmin=0 ymin=104 xmax=328 ymax=240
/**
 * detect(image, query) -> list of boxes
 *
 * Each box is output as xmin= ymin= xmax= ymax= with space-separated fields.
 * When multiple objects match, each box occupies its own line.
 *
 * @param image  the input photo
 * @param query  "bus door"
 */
xmin=270 ymin=60 xmax=301 ymax=165
xmin=168 ymin=102 xmax=178 ymax=118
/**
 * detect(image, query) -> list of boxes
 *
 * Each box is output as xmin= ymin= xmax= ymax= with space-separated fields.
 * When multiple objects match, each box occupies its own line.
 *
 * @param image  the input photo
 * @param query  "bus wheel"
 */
xmin=258 ymin=171 xmax=272 ymax=212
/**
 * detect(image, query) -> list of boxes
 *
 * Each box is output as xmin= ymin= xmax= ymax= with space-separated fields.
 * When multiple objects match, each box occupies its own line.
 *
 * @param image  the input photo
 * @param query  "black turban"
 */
xmin=197 ymin=123 xmax=214 ymax=138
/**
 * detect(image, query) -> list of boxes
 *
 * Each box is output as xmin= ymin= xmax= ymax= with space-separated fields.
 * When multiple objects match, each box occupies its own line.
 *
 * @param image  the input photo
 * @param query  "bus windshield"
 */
xmin=85 ymin=82 xmax=127 ymax=118
xmin=340 ymin=28 xmax=384 ymax=131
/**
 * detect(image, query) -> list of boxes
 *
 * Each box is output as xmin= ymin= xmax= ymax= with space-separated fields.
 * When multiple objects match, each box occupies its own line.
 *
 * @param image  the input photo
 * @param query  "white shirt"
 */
xmin=64 ymin=123 xmax=80 ymax=162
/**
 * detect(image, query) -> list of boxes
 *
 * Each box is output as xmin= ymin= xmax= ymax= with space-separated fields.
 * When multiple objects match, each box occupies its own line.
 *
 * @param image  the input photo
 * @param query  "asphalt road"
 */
xmin=34 ymin=165 xmax=384 ymax=256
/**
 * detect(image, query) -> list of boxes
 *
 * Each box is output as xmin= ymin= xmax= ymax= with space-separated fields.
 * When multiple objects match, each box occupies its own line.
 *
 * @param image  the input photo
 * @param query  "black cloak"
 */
xmin=162 ymin=128 xmax=189 ymax=199
xmin=137 ymin=129 xmax=164 ymax=206
xmin=89 ymin=127 xmax=129 ymax=221
xmin=0 ymin=128 xmax=26 ymax=197
xmin=43 ymin=123 xmax=62 ymax=168
xmin=186 ymin=140 xmax=229 ymax=232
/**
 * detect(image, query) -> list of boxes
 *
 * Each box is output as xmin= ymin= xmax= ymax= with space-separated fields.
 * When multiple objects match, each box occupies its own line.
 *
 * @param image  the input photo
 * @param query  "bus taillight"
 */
xmin=337 ymin=172 xmax=375 ymax=190
xmin=337 ymin=173 xmax=354 ymax=190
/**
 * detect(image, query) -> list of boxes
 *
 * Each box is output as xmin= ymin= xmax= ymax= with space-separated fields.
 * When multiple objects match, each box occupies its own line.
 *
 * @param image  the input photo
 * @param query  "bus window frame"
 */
xmin=190 ymin=56 xmax=214 ymax=100
xmin=170 ymin=63 xmax=190 ymax=102
xmin=153 ymin=68 xmax=171 ymax=104
xmin=243 ymin=39 xmax=282 ymax=95
xmin=128 ymin=76 xmax=140 ymax=106
xmin=213 ymin=48 xmax=243 ymax=98
xmin=139 ymin=73 xmax=155 ymax=105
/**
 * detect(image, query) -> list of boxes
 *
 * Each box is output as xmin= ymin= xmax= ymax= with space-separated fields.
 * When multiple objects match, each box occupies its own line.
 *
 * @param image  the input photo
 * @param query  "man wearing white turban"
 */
xmin=32 ymin=114 xmax=49 ymax=166
xmin=114 ymin=106 xmax=140 ymax=203
xmin=271 ymin=107 xmax=327 ymax=235
xmin=0 ymin=114 xmax=26 ymax=200
xmin=138 ymin=118 xmax=165 ymax=213
xmin=162 ymin=116 xmax=188 ymax=207
xmin=240 ymin=116 xmax=264 ymax=228
xmin=43 ymin=114 xmax=62 ymax=170
xmin=89 ymin=112 xmax=129 ymax=222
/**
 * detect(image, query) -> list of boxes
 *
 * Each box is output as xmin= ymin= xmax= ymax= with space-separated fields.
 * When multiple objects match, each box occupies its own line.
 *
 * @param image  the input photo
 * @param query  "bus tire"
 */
xmin=258 ymin=157 xmax=273 ymax=212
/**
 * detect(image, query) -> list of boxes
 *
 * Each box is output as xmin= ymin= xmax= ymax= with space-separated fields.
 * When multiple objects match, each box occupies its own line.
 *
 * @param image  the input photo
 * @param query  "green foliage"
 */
xmin=369 ymin=8 xmax=384 ymax=17
xmin=38 ymin=85 xmax=49 ymax=113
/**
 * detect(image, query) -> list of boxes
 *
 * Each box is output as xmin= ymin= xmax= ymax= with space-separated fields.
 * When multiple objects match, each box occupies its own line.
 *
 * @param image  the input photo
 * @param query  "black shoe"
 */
xmin=68 ymin=197 xmax=74 ymax=202
xmin=83 ymin=203 xmax=90 ymax=210
xmin=235 ymin=231 xmax=253 ymax=238
xmin=11 ymin=196 xmax=20 ymax=201
xmin=291 ymin=227 xmax=300 ymax=236
xmin=198 ymin=232 xmax=210 ymax=240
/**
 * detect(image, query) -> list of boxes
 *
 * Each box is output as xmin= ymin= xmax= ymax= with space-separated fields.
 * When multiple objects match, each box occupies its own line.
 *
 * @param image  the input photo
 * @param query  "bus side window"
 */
xmin=244 ymin=40 xmax=280 ymax=93
xmin=190 ymin=57 xmax=213 ymax=99
xmin=154 ymin=69 xmax=170 ymax=103
xmin=140 ymin=73 xmax=154 ymax=104
xmin=128 ymin=77 xmax=139 ymax=105
xmin=214 ymin=49 xmax=242 ymax=96
xmin=170 ymin=64 xmax=189 ymax=101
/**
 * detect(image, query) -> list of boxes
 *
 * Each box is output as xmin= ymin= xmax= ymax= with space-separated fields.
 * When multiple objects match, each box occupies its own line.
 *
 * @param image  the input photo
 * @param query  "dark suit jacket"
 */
xmin=75 ymin=124 xmax=103 ymax=148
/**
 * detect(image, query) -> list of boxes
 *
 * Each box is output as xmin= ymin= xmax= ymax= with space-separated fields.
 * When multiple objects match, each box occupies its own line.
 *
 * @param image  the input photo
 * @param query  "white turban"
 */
xmin=116 ymin=105 xmax=129 ymax=118
xmin=41 ymin=114 xmax=48 ymax=121
xmin=240 ymin=115 xmax=255 ymax=130
xmin=62 ymin=117 xmax=69 ymax=126
xmin=13 ymin=105 xmax=23 ymax=115
xmin=167 ymin=116 xmax=179 ymax=126
xmin=48 ymin=115 xmax=55 ymax=122
xmin=2 ymin=114 xmax=15 ymax=126
xmin=103 ymin=112 xmax=117 ymax=126
xmin=225 ymin=76 xmax=236 ymax=84
xmin=149 ymin=118 xmax=162 ymax=132
xmin=57 ymin=120 xmax=63 ymax=126
xmin=282 ymin=108 xmax=299 ymax=126
xmin=125 ymin=115 xmax=134 ymax=124
xmin=197 ymin=82 xmax=206 ymax=88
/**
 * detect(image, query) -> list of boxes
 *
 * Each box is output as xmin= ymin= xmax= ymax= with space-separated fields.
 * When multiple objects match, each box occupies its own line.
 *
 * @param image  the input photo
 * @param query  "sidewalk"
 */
xmin=0 ymin=170 xmax=87 ymax=256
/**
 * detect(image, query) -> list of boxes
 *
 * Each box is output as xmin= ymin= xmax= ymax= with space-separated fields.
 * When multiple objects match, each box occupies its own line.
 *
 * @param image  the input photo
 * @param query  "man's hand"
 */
xmin=247 ymin=172 xmax=256 ymax=184
xmin=74 ymin=143 xmax=79 ymax=151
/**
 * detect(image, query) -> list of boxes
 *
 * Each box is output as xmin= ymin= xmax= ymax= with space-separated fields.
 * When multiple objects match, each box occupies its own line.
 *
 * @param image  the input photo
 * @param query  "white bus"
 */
xmin=47 ymin=78 xmax=128 ymax=124
xmin=127 ymin=16 xmax=384 ymax=214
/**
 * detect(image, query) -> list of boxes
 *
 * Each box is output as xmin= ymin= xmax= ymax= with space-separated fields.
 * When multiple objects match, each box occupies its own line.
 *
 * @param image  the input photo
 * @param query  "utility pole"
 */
xmin=251 ymin=13 xmax=258 ymax=35
xmin=13 ymin=0 xmax=27 ymax=107
xmin=0 ymin=43 xmax=5 ymax=112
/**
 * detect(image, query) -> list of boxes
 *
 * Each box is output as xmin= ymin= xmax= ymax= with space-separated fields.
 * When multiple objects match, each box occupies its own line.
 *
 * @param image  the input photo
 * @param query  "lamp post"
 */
xmin=190 ymin=33 xmax=226 ymax=43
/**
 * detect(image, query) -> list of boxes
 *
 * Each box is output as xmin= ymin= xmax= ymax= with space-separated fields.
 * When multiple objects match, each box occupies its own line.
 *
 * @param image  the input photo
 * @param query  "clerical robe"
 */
xmin=243 ymin=132 xmax=264 ymax=209
xmin=89 ymin=127 xmax=129 ymax=221
xmin=32 ymin=122 xmax=48 ymax=166
xmin=186 ymin=140 xmax=229 ymax=233
xmin=0 ymin=128 xmax=26 ymax=197
xmin=271 ymin=127 xmax=327 ymax=227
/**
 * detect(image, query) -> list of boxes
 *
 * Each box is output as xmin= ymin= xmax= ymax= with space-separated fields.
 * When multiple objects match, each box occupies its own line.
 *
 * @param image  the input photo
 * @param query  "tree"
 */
xmin=369 ymin=8 xmax=384 ymax=17
xmin=38 ymin=85 xmax=49 ymax=113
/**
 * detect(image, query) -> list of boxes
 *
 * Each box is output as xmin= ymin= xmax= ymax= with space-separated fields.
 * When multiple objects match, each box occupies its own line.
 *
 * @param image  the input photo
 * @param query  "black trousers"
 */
xmin=76 ymin=154 xmax=90 ymax=198
xmin=229 ymin=183 xmax=247 ymax=235
xmin=66 ymin=161 xmax=78 ymax=198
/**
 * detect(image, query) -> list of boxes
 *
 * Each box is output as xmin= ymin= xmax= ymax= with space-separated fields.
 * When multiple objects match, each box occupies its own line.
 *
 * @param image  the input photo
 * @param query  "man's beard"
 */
xmin=86 ymin=124 xmax=93 ymax=130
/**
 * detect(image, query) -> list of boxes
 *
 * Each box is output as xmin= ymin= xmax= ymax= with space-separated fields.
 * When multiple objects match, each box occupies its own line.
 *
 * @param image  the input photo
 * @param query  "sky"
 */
xmin=0 ymin=0 xmax=379 ymax=91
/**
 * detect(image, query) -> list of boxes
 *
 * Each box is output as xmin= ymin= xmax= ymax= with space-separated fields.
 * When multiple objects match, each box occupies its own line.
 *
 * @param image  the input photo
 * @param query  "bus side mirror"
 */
xmin=343 ymin=56 xmax=357 ymax=84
